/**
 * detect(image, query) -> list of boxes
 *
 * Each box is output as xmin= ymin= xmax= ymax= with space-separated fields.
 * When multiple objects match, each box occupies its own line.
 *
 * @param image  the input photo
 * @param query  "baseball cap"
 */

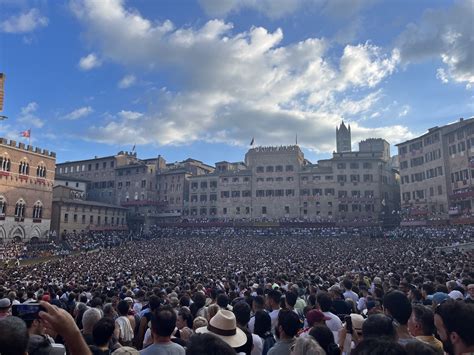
xmin=306 ymin=309 xmax=331 ymax=325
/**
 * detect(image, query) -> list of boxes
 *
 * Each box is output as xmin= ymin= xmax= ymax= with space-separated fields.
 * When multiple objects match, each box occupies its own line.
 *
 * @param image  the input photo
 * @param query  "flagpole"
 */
xmin=29 ymin=128 xmax=31 ymax=146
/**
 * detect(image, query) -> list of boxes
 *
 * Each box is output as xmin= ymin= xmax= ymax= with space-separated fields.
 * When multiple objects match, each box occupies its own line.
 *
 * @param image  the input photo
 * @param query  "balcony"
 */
xmin=450 ymin=188 xmax=474 ymax=201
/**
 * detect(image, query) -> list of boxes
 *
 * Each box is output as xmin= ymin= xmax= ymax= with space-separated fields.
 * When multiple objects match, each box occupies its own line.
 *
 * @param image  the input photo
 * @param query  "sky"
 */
xmin=0 ymin=0 xmax=473 ymax=165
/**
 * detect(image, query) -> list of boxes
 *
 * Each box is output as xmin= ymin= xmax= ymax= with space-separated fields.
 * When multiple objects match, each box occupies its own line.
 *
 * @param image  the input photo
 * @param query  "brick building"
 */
xmin=0 ymin=138 xmax=56 ymax=241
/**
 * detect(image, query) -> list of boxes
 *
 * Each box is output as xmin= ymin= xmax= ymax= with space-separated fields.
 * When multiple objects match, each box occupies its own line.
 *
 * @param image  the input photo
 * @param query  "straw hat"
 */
xmin=196 ymin=310 xmax=247 ymax=348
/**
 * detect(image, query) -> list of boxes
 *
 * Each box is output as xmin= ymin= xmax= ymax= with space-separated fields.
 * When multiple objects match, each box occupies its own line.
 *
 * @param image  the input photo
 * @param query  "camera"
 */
xmin=12 ymin=303 xmax=46 ymax=321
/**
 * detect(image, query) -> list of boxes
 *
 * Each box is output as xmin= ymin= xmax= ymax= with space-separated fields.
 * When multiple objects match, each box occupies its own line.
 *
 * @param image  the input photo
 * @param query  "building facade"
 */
xmin=0 ymin=138 xmax=56 ymax=241
xmin=51 ymin=185 xmax=127 ymax=236
xmin=185 ymin=136 xmax=399 ymax=224
xmin=55 ymin=151 xmax=138 ymax=205
xmin=397 ymin=117 xmax=474 ymax=225
xmin=53 ymin=123 xmax=401 ymax=227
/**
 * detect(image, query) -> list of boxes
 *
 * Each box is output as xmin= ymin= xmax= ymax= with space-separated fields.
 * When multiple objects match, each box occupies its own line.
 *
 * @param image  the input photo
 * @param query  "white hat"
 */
xmin=196 ymin=310 xmax=247 ymax=348
xmin=448 ymin=290 xmax=464 ymax=300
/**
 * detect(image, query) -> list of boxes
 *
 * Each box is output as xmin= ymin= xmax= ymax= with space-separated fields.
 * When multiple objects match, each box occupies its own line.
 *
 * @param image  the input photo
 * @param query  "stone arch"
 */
xmin=30 ymin=226 xmax=41 ymax=240
xmin=9 ymin=226 xmax=25 ymax=241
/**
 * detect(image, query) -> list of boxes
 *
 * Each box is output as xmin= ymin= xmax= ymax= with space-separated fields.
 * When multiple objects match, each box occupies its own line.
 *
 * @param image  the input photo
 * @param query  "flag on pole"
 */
xmin=296 ymin=133 xmax=298 ymax=145
xmin=132 ymin=143 xmax=136 ymax=152
xmin=250 ymin=137 xmax=254 ymax=146
xmin=20 ymin=129 xmax=31 ymax=138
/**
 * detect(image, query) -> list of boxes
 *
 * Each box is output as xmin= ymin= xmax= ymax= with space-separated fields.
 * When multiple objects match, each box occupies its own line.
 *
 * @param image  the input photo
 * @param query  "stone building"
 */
xmin=185 ymin=133 xmax=399 ymax=224
xmin=397 ymin=117 xmax=474 ymax=225
xmin=0 ymin=138 xmax=56 ymax=241
xmin=55 ymin=151 xmax=138 ymax=205
xmin=301 ymin=138 xmax=399 ymax=224
xmin=157 ymin=158 xmax=214 ymax=220
xmin=246 ymin=146 xmax=304 ymax=219
xmin=54 ymin=175 xmax=88 ymax=194
xmin=51 ymin=185 xmax=127 ymax=236
xmin=186 ymin=161 xmax=250 ymax=219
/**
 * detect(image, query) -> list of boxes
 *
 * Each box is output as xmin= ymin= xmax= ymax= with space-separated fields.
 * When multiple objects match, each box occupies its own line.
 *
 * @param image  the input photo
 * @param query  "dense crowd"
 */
xmin=0 ymin=225 xmax=473 ymax=355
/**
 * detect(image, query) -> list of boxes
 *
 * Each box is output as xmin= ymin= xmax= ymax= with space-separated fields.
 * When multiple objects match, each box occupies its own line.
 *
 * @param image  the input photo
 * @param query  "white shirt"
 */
xmin=323 ymin=311 xmax=342 ymax=340
xmin=269 ymin=309 xmax=280 ymax=334
xmin=343 ymin=290 xmax=359 ymax=304
xmin=251 ymin=333 xmax=263 ymax=355
xmin=248 ymin=315 xmax=255 ymax=333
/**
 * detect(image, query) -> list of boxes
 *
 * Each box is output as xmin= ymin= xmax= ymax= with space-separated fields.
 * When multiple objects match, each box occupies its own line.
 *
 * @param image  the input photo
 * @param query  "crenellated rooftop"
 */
xmin=0 ymin=137 xmax=56 ymax=158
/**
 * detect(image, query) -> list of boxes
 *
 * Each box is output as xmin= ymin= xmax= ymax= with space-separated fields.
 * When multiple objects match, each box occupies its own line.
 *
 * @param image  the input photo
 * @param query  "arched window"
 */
xmin=36 ymin=165 xmax=46 ymax=178
xmin=0 ymin=156 xmax=11 ymax=172
xmin=0 ymin=196 xmax=6 ymax=215
xmin=19 ymin=160 xmax=29 ymax=175
xmin=33 ymin=201 xmax=43 ymax=219
xmin=15 ymin=199 xmax=26 ymax=218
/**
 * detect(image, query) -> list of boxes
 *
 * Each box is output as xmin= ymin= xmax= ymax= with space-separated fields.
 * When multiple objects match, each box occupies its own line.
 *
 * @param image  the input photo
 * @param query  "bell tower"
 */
xmin=336 ymin=121 xmax=351 ymax=153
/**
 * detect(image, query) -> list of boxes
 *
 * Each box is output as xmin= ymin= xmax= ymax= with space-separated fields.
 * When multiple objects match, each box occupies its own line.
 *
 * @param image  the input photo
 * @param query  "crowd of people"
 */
xmin=0 ymin=225 xmax=473 ymax=354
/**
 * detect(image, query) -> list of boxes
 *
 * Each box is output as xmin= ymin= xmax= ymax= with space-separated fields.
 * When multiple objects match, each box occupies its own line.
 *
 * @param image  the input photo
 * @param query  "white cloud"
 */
xmin=18 ymin=101 xmax=44 ymax=128
xmin=396 ymin=0 xmax=474 ymax=86
xmin=78 ymin=53 xmax=101 ymax=70
xmin=118 ymin=74 xmax=136 ymax=89
xmin=117 ymin=110 xmax=143 ymax=120
xmin=63 ymin=106 xmax=93 ymax=120
xmin=398 ymin=105 xmax=410 ymax=117
xmin=72 ymin=0 xmax=412 ymax=152
xmin=199 ymin=0 xmax=304 ymax=19
xmin=0 ymin=8 xmax=48 ymax=33
xmin=198 ymin=0 xmax=375 ymax=19
xmin=21 ymin=101 xmax=38 ymax=115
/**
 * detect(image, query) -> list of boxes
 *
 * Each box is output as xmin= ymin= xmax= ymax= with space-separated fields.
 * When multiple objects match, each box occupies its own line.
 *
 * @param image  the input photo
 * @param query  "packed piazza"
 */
xmin=0 ymin=225 xmax=473 ymax=355
xmin=1 ymin=119 xmax=474 ymax=354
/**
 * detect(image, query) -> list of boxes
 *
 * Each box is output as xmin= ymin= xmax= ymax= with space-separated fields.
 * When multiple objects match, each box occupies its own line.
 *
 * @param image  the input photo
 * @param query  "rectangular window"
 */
xmin=262 ymin=206 xmax=267 ymax=214
xmin=285 ymin=165 xmax=294 ymax=172
xmin=337 ymin=175 xmax=347 ymax=183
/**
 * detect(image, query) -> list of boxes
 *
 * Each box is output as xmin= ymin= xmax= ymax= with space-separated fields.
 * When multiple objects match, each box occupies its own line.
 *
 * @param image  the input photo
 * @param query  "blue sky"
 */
xmin=0 ymin=0 xmax=473 ymax=165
